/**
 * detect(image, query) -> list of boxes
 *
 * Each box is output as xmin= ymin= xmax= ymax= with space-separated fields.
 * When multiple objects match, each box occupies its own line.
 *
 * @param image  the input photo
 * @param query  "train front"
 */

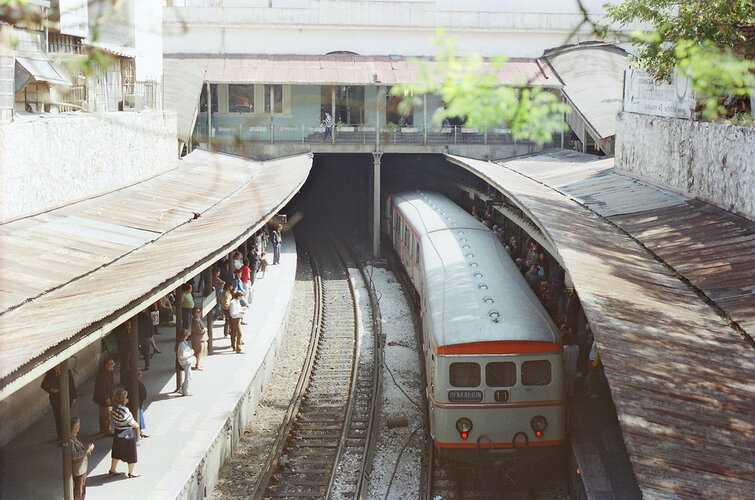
xmin=428 ymin=342 xmax=567 ymax=465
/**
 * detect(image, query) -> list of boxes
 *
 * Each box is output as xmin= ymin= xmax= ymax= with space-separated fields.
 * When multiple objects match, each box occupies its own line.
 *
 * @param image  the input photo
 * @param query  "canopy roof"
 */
xmin=0 ymin=150 xmax=312 ymax=400
xmin=164 ymin=53 xmax=560 ymax=88
xmin=447 ymin=151 xmax=755 ymax=498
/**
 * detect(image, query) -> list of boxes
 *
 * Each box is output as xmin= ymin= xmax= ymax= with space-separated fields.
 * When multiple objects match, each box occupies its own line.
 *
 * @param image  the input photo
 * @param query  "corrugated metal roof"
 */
xmin=447 ymin=151 xmax=755 ymax=498
xmin=164 ymin=54 xmax=560 ymax=88
xmin=544 ymin=44 xmax=629 ymax=140
xmin=0 ymin=150 xmax=312 ymax=399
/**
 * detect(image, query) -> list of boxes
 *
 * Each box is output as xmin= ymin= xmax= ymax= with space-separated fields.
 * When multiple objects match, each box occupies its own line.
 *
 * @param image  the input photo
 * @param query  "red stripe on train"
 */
xmin=435 ymin=439 xmax=565 ymax=449
xmin=435 ymin=341 xmax=561 ymax=355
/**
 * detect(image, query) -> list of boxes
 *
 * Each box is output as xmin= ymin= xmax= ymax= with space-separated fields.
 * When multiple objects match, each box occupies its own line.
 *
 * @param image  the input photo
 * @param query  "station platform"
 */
xmin=0 ymin=237 xmax=297 ymax=500
xmin=568 ymin=376 xmax=642 ymax=499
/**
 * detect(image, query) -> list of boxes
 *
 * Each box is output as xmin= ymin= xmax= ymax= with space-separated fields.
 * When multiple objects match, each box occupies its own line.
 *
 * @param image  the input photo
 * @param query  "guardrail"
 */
xmin=195 ymin=124 xmax=524 ymax=146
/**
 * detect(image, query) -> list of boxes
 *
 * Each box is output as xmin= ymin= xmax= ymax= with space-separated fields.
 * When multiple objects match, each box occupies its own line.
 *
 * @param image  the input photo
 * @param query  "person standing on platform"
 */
xmin=212 ymin=267 xmax=225 ymax=317
xmin=175 ymin=329 xmax=195 ymax=396
xmin=190 ymin=307 xmax=207 ymax=371
xmin=271 ymin=224 xmax=282 ymax=265
xmin=93 ymin=357 xmax=115 ymax=435
xmin=562 ymin=330 xmax=579 ymax=399
xmin=180 ymin=283 xmax=194 ymax=328
xmin=70 ymin=416 xmax=94 ymax=500
xmin=229 ymin=291 xmax=247 ymax=354
xmin=108 ymin=388 xmax=140 ymax=477
xmin=41 ymin=364 xmax=77 ymax=442
xmin=137 ymin=370 xmax=149 ymax=438
xmin=221 ymin=282 xmax=233 ymax=337
xmin=246 ymin=246 xmax=260 ymax=290
xmin=241 ymin=258 xmax=253 ymax=304
xmin=322 ymin=111 xmax=333 ymax=142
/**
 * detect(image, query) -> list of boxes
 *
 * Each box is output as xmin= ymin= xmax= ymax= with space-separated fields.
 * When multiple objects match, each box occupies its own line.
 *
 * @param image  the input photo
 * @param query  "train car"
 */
xmin=388 ymin=190 xmax=566 ymax=465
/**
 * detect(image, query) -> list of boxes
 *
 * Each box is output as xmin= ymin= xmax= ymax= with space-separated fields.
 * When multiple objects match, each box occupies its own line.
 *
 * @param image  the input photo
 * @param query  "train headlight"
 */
xmin=531 ymin=415 xmax=548 ymax=438
xmin=456 ymin=417 xmax=473 ymax=440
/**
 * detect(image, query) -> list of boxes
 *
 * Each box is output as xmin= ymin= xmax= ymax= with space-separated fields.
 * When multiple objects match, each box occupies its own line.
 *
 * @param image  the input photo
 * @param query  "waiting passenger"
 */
xmin=232 ymin=251 xmax=243 ymax=271
xmin=526 ymin=241 xmax=540 ymax=268
xmin=190 ymin=307 xmax=207 ymax=371
xmin=175 ymin=330 xmax=195 ymax=397
xmin=70 ymin=416 xmax=94 ymax=499
xmin=562 ymin=331 xmax=579 ymax=399
xmin=525 ymin=265 xmax=540 ymax=290
xmin=509 ymin=237 xmax=520 ymax=259
xmin=93 ymin=357 xmax=115 ymax=435
xmin=180 ymin=283 xmax=194 ymax=329
xmin=109 ymin=388 xmax=140 ymax=477
xmin=229 ymin=291 xmax=247 ymax=354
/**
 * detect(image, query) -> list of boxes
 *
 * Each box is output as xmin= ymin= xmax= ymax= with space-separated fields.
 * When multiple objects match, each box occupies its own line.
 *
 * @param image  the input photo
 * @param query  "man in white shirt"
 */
xmin=229 ymin=291 xmax=247 ymax=354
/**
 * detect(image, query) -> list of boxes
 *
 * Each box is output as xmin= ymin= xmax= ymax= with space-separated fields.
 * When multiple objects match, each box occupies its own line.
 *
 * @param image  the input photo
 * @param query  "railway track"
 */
xmin=250 ymin=235 xmax=381 ymax=499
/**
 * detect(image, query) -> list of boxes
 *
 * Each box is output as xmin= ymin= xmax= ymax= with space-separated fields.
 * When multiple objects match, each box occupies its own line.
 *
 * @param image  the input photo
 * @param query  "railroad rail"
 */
xmin=250 ymin=233 xmax=381 ymax=499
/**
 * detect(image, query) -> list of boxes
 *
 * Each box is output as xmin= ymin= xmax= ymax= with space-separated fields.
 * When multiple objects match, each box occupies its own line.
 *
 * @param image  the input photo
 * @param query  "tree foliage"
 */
xmin=603 ymin=0 xmax=755 ymax=81
xmin=602 ymin=0 xmax=755 ymax=120
xmin=392 ymin=34 xmax=570 ymax=146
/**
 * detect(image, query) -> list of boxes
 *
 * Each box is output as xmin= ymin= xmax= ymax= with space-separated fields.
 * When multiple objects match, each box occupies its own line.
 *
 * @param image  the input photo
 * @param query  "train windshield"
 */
xmin=521 ymin=360 xmax=552 ymax=386
xmin=485 ymin=362 xmax=516 ymax=387
xmin=449 ymin=362 xmax=480 ymax=387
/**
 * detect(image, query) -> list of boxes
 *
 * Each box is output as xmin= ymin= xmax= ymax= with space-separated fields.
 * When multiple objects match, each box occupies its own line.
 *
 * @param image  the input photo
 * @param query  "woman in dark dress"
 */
xmin=108 ymin=388 xmax=140 ymax=477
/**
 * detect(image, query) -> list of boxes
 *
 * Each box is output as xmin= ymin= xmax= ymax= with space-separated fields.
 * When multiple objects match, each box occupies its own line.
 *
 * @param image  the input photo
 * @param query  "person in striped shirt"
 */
xmin=108 ymin=388 xmax=140 ymax=478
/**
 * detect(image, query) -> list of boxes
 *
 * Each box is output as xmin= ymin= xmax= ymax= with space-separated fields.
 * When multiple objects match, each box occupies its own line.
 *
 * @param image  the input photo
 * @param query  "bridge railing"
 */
xmin=194 ymin=123 xmax=526 ymax=147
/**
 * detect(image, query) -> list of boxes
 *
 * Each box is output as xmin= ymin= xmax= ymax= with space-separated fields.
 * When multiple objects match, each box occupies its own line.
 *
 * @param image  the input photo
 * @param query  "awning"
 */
xmin=544 ymin=43 xmax=629 ymax=143
xmin=14 ymin=53 xmax=72 ymax=88
xmin=89 ymin=42 xmax=137 ymax=59
xmin=0 ymin=149 xmax=312 ymax=400
xmin=165 ymin=54 xmax=560 ymax=88
xmin=447 ymin=152 xmax=755 ymax=498
xmin=163 ymin=58 xmax=207 ymax=145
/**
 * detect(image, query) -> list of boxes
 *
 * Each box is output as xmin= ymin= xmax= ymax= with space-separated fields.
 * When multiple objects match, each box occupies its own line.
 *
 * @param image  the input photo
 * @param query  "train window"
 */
xmin=415 ymin=242 xmax=420 ymax=264
xmin=450 ymin=362 xmax=480 ymax=387
xmin=485 ymin=362 xmax=516 ymax=387
xmin=521 ymin=360 xmax=552 ymax=386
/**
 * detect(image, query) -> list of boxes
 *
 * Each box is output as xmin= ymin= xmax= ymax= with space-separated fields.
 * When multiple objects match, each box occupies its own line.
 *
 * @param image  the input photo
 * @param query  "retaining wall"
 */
xmin=615 ymin=112 xmax=755 ymax=220
xmin=0 ymin=111 xmax=177 ymax=222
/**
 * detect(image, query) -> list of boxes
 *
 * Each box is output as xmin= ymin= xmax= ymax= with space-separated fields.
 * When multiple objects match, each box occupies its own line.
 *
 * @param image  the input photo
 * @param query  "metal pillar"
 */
xmin=423 ymin=94 xmax=427 ymax=145
xmin=60 ymin=359 xmax=73 ymax=500
xmin=129 ymin=314 xmax=140 ymax=420
xmin=206 ymin=82 xmax=212 ymax=150
xmin=331 ymin=87 xmax=336 ymax=143
xmin=371 ymin=152 xmax=382 ymax=258
xmin=203 ymin=268 xmax=214 ymax=355
xmin=175 ymin=286 xmax=184 ymax=392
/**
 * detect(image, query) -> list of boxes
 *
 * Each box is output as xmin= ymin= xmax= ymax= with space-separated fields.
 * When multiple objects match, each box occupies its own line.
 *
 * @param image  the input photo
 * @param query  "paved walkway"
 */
xmin=0 ymin=238 xmax=297 ymax=500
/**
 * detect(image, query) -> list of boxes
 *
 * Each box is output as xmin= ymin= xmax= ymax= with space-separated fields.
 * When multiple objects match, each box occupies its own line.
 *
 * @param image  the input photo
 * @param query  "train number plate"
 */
xmin=448 ymin=390 xmax=483 ymax=402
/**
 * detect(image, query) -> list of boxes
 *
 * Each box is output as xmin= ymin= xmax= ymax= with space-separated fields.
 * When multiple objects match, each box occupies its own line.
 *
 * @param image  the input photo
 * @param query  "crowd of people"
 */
xmin=470 ymin=202 xmax=602 ymax=400
xmin=39 ymin=222 xmax=284 ymax=499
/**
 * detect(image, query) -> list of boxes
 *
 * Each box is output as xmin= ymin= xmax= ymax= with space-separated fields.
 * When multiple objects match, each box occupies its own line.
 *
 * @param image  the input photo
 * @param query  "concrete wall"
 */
xmin=164 ymin=0 xmax=631 ymax=58
xmin=0 ymin=111 xmax=177 ymax=222
xmin=615 ymin=112 xmax=755 ymax=220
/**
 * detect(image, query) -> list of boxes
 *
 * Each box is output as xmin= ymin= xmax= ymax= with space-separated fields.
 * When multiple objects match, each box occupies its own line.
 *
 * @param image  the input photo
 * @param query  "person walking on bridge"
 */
xmin=322 ymin=111 xmax=333 ymax=142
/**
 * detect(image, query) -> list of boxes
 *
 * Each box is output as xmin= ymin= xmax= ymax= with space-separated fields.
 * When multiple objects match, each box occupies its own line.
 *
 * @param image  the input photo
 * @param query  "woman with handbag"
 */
xmin=175 ymin=329 xmax=195 ymax=396
xmin=108 ymin=388 xmax=140 ymax=478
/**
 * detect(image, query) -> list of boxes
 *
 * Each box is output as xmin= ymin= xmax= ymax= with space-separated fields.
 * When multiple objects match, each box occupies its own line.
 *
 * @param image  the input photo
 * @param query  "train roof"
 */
xmin=391 ymin=191 xmax=559 ymax=349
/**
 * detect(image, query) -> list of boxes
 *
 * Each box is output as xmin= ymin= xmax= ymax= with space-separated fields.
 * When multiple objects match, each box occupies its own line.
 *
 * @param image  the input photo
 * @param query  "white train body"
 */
xmin=388 ymin=191 xmax=566 ymax=463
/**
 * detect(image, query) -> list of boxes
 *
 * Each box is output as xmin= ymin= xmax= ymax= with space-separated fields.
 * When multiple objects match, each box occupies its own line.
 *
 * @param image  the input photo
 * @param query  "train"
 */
xmin=386 ymin=190 xmax=566 ymax=465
